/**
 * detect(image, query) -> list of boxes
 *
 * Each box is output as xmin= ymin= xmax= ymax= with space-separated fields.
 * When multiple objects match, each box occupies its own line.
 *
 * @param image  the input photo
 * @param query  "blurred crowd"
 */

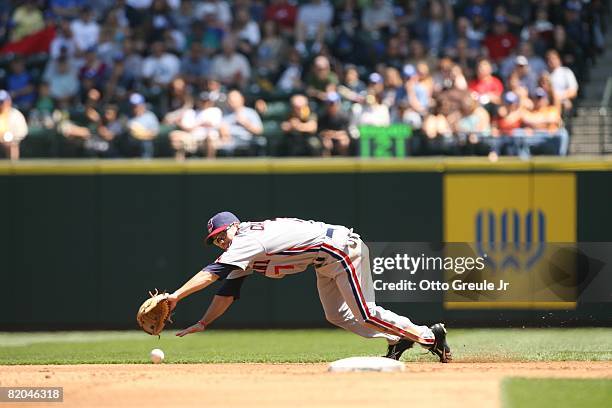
xmin=0 ymin=0 xmax=609 ymax=159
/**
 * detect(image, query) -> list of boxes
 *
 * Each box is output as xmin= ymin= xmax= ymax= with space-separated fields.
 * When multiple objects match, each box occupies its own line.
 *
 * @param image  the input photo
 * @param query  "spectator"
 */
xmin=50 ymin=20 xmax=77 ymax=60
xmin=318 ymin=92 xmax=350 ymax=156
xmin=181 ymin=42 xmax=212 ymax=87
xmin=79 ymin=47 xmax=108 ymax=90
xmin=413 ymin=0 xmax=455 ymax=57
xmin=469 ymin=58 xmax=503 ymax=106
xmin=91 ymin=104 xmax=123 ymax=158
xmin=0 ymin=90 xmax=28 ymax=160
xmin=552 ymin=25 xmax=584 ymax=82
xmin=218 ymin=90 xmax=262 ymax=156
xmin=29 ymin=83 xmax=55 ymax=129
xmin=211 ymin=37 xmax=252 ymax=89
xmin=169 ymin=91 xmax=223 ymax=159
xmin=361 ymin=0 xmax=397 ymax=40
xmin=277 ymin=48 xmax=304 ymax=93
xmin=483 ymin=15 xmax=518 ymax=64
xmin=337 ymin=64 xmax=366 ymax=103
xmin=164 ymin=76 xmax=194 ymax=117
xmin=511 ymin=55 xmax=538 ymax=97
xmin=43 ymin=57 xmax=80 ymax=107
xmin=351 ymin=91 xmax=390 ymax=127
xmin=281 ymin=94 xmax=319 ymax=156
xmin=6 ymin=58 xmax=36 ymax=111
xmin=456 ymin=97 xmax=491 ymax=135
xmin=522 ymin=87 xmax=561 ymax=133
xmin=500 ymin=41 xmax=547 ymax=81
xmin=306 ymin=56 xmax=339 ymax=103
xmin=264 ymin=0 xmax=297 ymax=35
xmin=256 ymin=20 xmax=286 ymax=78
xmin=232 ymin=7 xmax=261 ymax=56
xmin=494 ymin=91 xmax=524 ymax=136
xmin=195 ymin=0 xmax=232 ymax=28
xmin=142 ymin=41 xmax=181 ymax=87
xmin=70 ymin=6 xmax=101 ymax=53
xmin=423 ymin=96 xmax=453 ymax=140
xmin=10 ymin=1 xmax=44 ymax=42
xmin=546 ymin=49 xmax=578 ymax=112
xmin=396 ymin=64 xmax=429 ymax=128
xmin=126 ymin=93 xmax=160 ymax=158
xmin=294 ymin=0 xmax=334 ymax=56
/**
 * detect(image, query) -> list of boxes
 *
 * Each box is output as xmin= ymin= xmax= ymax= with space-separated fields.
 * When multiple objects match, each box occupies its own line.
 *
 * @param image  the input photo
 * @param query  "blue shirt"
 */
xmin=7 ymin=72 xmax=35 ymax=107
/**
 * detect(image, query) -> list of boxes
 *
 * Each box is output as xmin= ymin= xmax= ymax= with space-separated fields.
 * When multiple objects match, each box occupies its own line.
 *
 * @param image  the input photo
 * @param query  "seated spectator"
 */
xmin=43 ymin=56 xmax=80 ymax=107
xmin=423 ymin=96 xmax=453 ymax=139
xmin=305 ymin=56 xmax=339 ymax=103
xmin=126 ymin=93 xmax=160 ymax=158
xmin=351 ymin=91 xmax=390 ymax=127
xmin=265 ymin=0 xmax=297 ymax=35
xmin=494 ymin=91 xmax=524 ymax=136
xmin=483 ymin=16 xmax=518 ymax=64
xmin=522 ymin=87 xmax=561 ymax=133
xmin=546 ymin=49 xmax=578 ymax=112
xmin=318 ymin=92 xmax=350 ymax=156
xmin=413 ymin=0 xmax=455 ymax=57
xmin=361 ymin=0 xmax=397 ymax=40
xmin=294 ymin=0 xmax=334 ymax=56
xmin=10 ymin=1 xmax=45 ymax=42
xmin=6 ymin=58 xmax=36 ymax=111
xmin=29 ymin=83 xmax=55 ymax=129
xmin=552 ymin=25 xmax=584 ymax=82
xmin=0 ymin=91 xmax=28 ymax=160
xmin=232 ymin=7 xmax=261 ymax=56
xmin=142 ymin=41 xmax=181 ymax=87
xmin=281 ymin=94 xmax=319 ymax=156
xmin=396 ymin=64 xmax=430 ymax=128
xmin=70 ymin=6 xmax=100 ymax=53
xmin=276 ymin=48 xmax=304 ymax=93
xmin=195 ymin=0 xmax=232 ymax=28
xmin=381 ymin=67 xmax=403 ymax=109
xmin=256 ymin=21 xmax=287 ymax=78
xmin=50 ymin=20 xmax=77 ymax=60
xmin=169 ymin=92 xmax=223 ymax=160
xmin=57 ymin=88 xmax=103 ymax=157
xmin=519 ymin=7 xmax=554 ymax=53
xmin=181 ymin=42 xmax=212 ymax=88
xmin=469 ymin=58 xmax=503 ymax=106
xmin=91 ymin=104 xmax=123 ymax=158
xmin=456 ymin=97 xmax=490 ymax=135
xmin=337 ymin=65 xmax=366 ymax=103
xmin=217 ymin=90 xmax=263 ymax=156
xmin=511 ymin=55 xmax=538 ymax=97
xmin=79 ymin=47 xmax=108 ymax=90
xmin=211 ymin=37 xmax=252 ymax=89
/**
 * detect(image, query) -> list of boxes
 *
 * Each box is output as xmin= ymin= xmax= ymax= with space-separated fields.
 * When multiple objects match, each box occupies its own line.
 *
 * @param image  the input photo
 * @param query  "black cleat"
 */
xmin=384 ymin=339 xmax=415 ymax=360
xmin=429 ymin=323 xmax=452 ymax=363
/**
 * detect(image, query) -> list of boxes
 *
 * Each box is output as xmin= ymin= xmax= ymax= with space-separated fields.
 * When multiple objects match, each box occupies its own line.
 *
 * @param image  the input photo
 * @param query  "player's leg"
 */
xmin=323 ymin=240 xmax=451 ymax=362
xmin=316 ymin=272 xmax=400 ymax=342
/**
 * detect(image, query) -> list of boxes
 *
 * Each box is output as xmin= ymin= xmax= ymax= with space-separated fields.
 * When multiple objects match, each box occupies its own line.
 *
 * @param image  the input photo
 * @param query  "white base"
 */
xmin=328 ymin=356 xmax=405 ymax=372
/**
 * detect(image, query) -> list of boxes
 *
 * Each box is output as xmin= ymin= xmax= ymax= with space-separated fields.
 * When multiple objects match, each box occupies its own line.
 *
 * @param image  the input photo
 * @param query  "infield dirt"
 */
xmin=1 ymin=362 xmax=611 ymax=408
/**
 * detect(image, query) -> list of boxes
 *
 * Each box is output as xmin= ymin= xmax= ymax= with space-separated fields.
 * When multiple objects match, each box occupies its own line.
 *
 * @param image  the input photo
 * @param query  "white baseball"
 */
xmin=150 ymin=348 xmax=165 ymax=364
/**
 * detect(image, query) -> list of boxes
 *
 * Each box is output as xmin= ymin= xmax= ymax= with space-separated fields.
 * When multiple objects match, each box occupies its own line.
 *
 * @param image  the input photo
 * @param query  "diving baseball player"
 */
xmin=166 ymin=212 xmax=451 ymax=362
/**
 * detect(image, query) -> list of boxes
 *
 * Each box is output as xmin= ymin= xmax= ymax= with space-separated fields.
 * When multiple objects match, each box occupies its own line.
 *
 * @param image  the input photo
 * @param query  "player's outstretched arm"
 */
xmin=168 ymin=270 xmax=219 ymax=310
xmin=175 ymin=295 xmax=234 ymax=337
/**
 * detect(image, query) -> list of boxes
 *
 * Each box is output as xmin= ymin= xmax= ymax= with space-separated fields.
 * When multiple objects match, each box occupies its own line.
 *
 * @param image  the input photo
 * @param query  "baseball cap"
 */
xmin=402 ymin=64 xmax=417 ymax=78
xmin=368 ymin=72 xmax=383 ymax=84
xmin=515 ymin=55 xmax=529 ymax=66
xmin=325 ymin=92 xmax=341 ymax=104
xmin=205 ymin=211 xmax=240 ymax=245
xmin=534 ymin=87 xmax=548 ymax=98
xmin=504 ymin=91 xmax=519 ymax=105
xmin=129 ymin=93 xmax=145 ymax=105
xmin=0 ymin=90 xmax=10 ymax=102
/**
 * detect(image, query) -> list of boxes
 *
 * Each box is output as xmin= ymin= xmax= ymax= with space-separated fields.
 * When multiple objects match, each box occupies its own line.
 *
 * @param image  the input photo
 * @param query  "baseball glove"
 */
xmin=136 ymin=289 xmax=172 ymax=336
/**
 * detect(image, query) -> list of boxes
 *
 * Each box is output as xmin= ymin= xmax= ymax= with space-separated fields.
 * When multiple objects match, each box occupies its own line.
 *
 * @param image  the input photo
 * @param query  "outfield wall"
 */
xmin=1 ymin=158 xmax=611 ymax=329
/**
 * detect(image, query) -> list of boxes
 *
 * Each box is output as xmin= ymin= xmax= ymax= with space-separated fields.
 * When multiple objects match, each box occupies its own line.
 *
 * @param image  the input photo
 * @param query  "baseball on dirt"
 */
xmin=150 ymin=348 xmax=165 ymax=363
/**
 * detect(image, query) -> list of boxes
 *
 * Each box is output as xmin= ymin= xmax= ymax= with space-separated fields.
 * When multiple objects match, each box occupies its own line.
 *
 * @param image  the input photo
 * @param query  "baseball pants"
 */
xmin=315 ymin=235 xmax=435 ymax=346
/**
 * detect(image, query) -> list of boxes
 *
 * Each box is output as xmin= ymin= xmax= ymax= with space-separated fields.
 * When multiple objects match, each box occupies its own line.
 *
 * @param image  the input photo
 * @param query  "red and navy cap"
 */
xmin=205 ymin=211 xmax=240 ymax=245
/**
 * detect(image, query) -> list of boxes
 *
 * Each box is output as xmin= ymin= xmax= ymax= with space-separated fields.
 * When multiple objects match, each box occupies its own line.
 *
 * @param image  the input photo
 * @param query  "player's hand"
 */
xmin=176 ymin=321 xmax=206 ymax=337
xmin=166 ymin=293 xmax=179 ymax=311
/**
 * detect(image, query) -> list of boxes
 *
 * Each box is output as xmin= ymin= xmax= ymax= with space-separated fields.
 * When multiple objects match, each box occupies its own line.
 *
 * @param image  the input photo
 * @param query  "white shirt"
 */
xmin=297 ymin=1 xmax=334 ymax=39
xmin=550 ymin=66 xmax=578 ymax=99
xmin=218 ymin=218 xmax=348 ymax=279
xmin=211 ymin=53 xmax=251 ymax=84
xmin=142 ymin=53 xmax=181 ymax=85
xmin=195 ymin=1 xmax=232 ymax=26
xmin=70 ymin=19 xmax=100 ymax=51
xmin=0 ymin=107 xmax=28 ymax=142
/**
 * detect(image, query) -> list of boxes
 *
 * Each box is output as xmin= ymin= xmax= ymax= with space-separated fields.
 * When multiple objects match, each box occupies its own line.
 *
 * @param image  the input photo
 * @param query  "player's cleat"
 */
xmin=383 ymin=339 xmax=414 ymax=360
xmin=429 ymin=323 xmax=452 ymax=363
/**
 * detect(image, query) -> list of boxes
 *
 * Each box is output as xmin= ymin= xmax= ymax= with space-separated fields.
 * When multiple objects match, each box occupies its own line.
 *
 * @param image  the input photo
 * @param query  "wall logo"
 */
xmin=475 ymin=209 xmax=546 ymax=271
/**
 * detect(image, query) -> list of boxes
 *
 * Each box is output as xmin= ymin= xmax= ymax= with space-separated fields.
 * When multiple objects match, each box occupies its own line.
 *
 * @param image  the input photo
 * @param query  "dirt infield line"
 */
xmin=1 ymin=362 xmax=611 ymax=408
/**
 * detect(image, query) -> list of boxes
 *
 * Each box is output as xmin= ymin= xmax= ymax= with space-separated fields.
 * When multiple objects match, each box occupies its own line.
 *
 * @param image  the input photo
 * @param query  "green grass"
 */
xmin=502 ymin=378 xmax=612 ymax=408
xmin=0 ymin=328 xmax=611 ymax=365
